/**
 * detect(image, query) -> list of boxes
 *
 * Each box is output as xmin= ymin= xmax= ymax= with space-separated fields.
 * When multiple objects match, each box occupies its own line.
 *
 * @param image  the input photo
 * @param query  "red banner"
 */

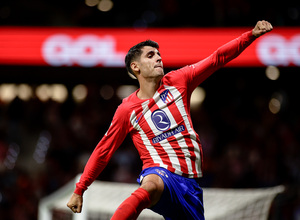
xmin=0 ymin=27 xmax=299 ymax=67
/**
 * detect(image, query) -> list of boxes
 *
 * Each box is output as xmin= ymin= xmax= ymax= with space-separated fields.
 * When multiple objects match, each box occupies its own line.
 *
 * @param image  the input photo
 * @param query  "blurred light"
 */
xmin=85 ymin=0 xmax=100 ymax=7
xmin=191 ymin=87 xmax=206 ymax=110
xmin=269 ymin=98 xmax=281 ymax=114
xmin=0 ymin=84 xmax=17 ymax=103
xmin=269 ymin=91 xmax=287 ymax=115
xmin=269 ymin=92 xmax=284 ymax=114
xmin=100 ymin=85 xmax=114 ymax=100
xmin=3 ymin=143 xmax=20 ymax=169
xmin=33 ymin=131 xmax=51 ymax=164
xmin=17 ymin=84 xmax=33 ymax=101
xmin=272 ymin=92 xmax=284 ymax=103
xmin=265 ymin=65 xmax=280 ymax=80
xmin=36 ymin=84 xmax=51 ymax=102
xmin=51 ymin=84 xmax=68 ymax=103
xmin=98 ymin=0 xmax=113 ymax=12
xmin=116 ymin=85 xmax=138 ymax=99
xmin=72 ymin=84 xmax=88 ymax=103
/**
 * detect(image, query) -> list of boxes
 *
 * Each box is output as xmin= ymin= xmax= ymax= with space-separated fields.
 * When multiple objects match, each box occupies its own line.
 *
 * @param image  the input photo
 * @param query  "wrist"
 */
xmin=74 ymin=187 xmax=85 ymax=196
xmin=251 ymin=29 xmax=259 ymax=38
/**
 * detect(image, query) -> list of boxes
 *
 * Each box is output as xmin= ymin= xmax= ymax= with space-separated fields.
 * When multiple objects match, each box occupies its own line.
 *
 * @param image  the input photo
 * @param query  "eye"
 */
xmin=148 ymin=52 xmax=154 ymax=58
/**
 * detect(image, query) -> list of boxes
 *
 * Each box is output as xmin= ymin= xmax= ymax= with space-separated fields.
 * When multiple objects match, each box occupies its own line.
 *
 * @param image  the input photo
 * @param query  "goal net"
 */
xmin=38 ymin=174 xmax=284 ymax=220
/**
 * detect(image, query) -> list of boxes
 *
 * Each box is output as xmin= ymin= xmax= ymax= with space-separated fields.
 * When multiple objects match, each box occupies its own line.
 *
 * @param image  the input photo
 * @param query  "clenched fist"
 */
xmin=252 ymin=20 xmax=273 ymax=38
xmin=67 ymin=193 xmax=83 ymax=213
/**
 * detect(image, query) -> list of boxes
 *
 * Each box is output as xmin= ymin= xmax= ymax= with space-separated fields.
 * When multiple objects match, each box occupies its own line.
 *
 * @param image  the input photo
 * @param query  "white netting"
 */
xmin=203 ymin=187 xmax=284 ymax=220
xmin=38 ymin=174 xmax=284 ymax=220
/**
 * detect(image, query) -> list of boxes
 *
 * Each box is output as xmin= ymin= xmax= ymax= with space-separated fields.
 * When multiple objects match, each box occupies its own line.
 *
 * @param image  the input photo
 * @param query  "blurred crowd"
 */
xmin=0 ymin=66 xmax=299 ymax=219
xmin=0 ymin=0 xmax=299 ymax=27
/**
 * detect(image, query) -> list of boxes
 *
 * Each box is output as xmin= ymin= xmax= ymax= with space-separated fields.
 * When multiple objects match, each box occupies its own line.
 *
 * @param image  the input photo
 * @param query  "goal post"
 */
xmin=38 ymin=174 xmax=284 ymax=220
xmin=202 ymin=186 xmax=284 ymax=220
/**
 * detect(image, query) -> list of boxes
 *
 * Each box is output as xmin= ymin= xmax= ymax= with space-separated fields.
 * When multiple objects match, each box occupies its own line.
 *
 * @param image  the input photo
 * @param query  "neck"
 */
xmin=137 ymin=77 xmax=162 ymax=99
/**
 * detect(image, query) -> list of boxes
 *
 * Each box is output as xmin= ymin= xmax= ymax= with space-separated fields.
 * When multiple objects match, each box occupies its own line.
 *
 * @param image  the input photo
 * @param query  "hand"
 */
xmin=67 ymin=193 xmax=83 ymax=213
xmin=252 ymin=20 xmax=273 ymax=38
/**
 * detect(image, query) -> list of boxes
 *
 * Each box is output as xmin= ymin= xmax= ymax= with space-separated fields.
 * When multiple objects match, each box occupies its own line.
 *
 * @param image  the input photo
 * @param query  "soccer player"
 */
xmin=67 ymin=20 xmax=273 ymax=219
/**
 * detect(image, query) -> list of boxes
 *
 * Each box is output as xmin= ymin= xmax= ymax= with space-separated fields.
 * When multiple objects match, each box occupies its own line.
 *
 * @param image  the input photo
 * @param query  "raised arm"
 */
xmin=209 ymin=20 xmax=273 ymax=68
xmin=182 ymin=20 xmax=273 ymax=92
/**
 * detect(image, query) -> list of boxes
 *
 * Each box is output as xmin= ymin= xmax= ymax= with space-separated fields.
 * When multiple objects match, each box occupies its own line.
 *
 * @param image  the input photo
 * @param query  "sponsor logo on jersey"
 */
xmin=151 ymin=109 xmax=171 ymax=131
xmin=152 ymin=125 xmax=185 ymax=144
xmin=160 ymin=89 xmax=174 ymax=104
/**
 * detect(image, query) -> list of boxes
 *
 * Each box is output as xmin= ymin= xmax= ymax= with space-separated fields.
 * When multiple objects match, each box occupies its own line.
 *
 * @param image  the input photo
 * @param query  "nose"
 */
xmin=156 ymin=55 xmax=162 ymax=63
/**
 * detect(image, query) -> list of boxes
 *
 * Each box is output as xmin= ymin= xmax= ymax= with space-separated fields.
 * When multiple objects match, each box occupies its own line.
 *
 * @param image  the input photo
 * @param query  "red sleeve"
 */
xmin=74 ymin=104 xmax=130 ymax=196
xmin=187 ymin=30 xmax=256 ymax=92
xmin=165 ymin=31 xmax=256 ymax=93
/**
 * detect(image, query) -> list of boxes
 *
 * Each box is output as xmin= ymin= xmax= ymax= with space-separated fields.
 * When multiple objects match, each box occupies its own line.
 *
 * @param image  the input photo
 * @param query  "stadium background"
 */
xmin=0 ymin=0 xmax=300 ymax=219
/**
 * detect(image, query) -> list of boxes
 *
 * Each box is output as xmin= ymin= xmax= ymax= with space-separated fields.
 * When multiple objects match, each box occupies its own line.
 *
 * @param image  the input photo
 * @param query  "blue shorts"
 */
xmin=137 ymin=167 xmax=205 ymax=220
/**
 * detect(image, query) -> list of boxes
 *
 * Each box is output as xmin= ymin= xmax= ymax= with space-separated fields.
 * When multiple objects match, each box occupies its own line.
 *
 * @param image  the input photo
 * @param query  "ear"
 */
xmin=130 ymin=61 xmax=140 ymax=74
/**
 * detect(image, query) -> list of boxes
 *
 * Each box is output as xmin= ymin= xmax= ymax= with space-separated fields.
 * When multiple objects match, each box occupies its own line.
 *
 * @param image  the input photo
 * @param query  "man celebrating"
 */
xmin=67 ymin=20 xmax=273 ymax=219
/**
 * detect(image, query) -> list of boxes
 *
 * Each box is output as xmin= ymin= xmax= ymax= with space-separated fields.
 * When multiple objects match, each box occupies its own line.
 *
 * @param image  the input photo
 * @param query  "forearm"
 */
xmin=74 ymin=110 xmax=129 ymax=196
xmin=212 ymin=20 xmax=273 ymax=66
xmin=188 ymin=30 xmax=256 ymax=90
xmin=74 ymin=142 xmax=113 ymax=195
xmin=210 ymin=30 xmax=256 ymax=66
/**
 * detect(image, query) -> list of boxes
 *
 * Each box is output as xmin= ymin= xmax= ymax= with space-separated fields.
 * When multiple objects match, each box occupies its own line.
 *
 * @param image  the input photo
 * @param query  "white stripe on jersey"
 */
xmin=153 ymin=89 xmax=194 ymax=175
xmin=141 ymin=93 xmax=181 ymax=171
xmin=130 ymin=107 xmax=167 ymax=169
xmin=165 ymin=85 xmax=202 ymax=176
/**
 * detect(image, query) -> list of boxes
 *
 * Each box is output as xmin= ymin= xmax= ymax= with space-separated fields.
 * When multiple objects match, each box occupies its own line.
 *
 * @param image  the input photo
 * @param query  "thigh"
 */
xmin=140 ymin=173 xmax=164 ymax=207
xmin=138 ymin=167 xmax=205 ymax=220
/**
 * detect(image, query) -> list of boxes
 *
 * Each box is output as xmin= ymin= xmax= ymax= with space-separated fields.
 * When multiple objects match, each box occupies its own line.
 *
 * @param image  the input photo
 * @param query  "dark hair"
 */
xmin=125 ymin=40 xmax=159 ymax=79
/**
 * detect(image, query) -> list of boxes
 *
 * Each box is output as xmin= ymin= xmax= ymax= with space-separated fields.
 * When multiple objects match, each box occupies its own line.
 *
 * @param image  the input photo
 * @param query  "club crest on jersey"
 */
xmin=160 ymin=89 xmax=174 ymax=104
xmin=151 ymin=109 xmax=171 ymax=131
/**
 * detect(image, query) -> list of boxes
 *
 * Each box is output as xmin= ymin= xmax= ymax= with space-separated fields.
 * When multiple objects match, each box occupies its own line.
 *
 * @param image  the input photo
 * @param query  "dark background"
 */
xmin=0 ymin=0 xmax=300 ymax=219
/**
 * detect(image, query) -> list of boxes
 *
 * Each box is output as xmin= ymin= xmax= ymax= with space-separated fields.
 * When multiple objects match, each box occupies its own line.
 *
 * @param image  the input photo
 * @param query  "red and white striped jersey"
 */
xmin=75 ymin=31 xmax=256 ymax=196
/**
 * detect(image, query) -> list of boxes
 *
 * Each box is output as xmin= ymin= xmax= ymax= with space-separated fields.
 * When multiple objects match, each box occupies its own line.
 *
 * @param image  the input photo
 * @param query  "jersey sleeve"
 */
xmin=188 ymin=30 xmax=256 ymax=91
xmin=166 ymin=31 xmax=256 ymax=93
xmin=74 ymin=103 xmax=130 ymax=196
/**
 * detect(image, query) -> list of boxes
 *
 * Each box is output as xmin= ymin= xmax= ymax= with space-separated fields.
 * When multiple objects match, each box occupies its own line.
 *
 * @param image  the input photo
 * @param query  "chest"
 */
xmin=130 ymin=86 xmax=187 ymax=135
